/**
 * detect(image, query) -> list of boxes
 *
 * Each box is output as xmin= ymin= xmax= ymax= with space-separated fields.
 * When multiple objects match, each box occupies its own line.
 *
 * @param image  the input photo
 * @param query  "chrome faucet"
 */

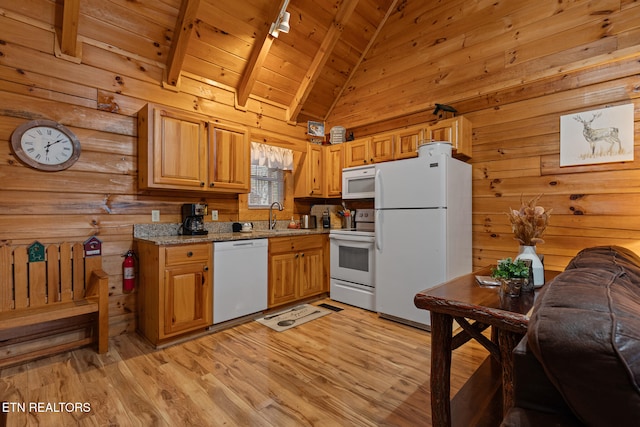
xmin=269 ymin=201 xmax=284 ymax=229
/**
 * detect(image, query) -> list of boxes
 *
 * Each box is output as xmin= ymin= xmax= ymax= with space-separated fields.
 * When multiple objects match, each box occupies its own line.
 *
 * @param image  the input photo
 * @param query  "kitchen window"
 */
xmin=248 ymin=142 xmax=293 ymax=209
xmin=249 ymin=165 xmax=284 ymax=208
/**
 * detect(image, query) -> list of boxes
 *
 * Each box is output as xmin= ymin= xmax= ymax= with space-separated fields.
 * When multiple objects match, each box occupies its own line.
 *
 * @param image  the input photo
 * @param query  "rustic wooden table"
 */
xmin=414 ymin=266 xmax=560 ymax=427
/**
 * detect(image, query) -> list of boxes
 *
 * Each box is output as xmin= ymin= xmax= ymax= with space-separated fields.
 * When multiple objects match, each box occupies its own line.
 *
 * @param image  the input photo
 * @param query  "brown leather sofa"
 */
xmin=501 ymin=246 xmax=640 ymax=427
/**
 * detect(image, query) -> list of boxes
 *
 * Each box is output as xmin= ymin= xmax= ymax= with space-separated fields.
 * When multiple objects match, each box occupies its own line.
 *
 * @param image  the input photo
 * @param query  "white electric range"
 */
xmin=329 ymin=209 xmax=375 ymax=311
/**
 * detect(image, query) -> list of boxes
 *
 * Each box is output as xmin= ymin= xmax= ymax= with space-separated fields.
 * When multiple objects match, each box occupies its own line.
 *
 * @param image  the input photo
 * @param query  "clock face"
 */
xmin=11 ymin=120 xmax=81 ymax=171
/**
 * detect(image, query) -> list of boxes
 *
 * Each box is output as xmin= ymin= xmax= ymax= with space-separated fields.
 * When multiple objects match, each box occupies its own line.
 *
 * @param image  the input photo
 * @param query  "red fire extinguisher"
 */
xmin=123 ymin=250 xmax=136 ymax=293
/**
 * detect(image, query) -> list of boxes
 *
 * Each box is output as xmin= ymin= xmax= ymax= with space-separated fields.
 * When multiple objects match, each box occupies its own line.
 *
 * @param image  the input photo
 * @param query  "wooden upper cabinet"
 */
xmin=324 ymin=144 xmax=343 ymax=198
xmin=138 ymin=104 xmax=207 ymax=190
xmin=425 ymin=116 xmax=472 ymax=160
xmin=294 ymin=144 xmax=324 ymax=198
xmin=394 ymin=126 xmax=422 ymax=160
xmin=137 ymin=103 xmax=250 ymax=193
xmin=371 ymin=134 xmax=394 ymax=163
xmin=344 ymin=137 xmax=371 ymax=167
xmin=344 ymin=135 xmax=393 ymax=168
xmin=208 ymin=122 xmax=250 ymax=192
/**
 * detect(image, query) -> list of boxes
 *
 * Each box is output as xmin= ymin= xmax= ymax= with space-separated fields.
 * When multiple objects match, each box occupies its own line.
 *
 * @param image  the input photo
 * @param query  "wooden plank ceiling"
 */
xmin=60 ymin=0 xmax=397 ymax=126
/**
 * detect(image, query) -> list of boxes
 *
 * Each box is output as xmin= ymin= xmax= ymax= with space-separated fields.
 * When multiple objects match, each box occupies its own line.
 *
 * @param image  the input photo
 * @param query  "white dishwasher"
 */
xmin=213 ymin=239 xmax=268 ymax=324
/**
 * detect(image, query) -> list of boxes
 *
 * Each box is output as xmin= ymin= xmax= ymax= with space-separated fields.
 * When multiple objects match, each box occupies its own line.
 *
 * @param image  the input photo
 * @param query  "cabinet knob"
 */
xmin=301 ymin=252 xmax=305 ymax=257
xmin=200 ymin=182 xmax=205 ymax=187
xmin=209 ymin=182 xmax=215 ymax=187
xmin=187 ymin=251 xmax=193 ymax=257
xmin=295 ymin=253 xmax=299 ymax=258
xmin=203 ymin=266 xmax=209 ymax=271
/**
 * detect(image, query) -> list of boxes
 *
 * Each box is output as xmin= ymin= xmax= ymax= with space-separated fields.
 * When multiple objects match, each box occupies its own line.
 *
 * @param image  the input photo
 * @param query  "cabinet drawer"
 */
xmin=165 ymin=244 xmax=210 ymax=266
xmin=269 ymin=235 xmax=325 ymax=254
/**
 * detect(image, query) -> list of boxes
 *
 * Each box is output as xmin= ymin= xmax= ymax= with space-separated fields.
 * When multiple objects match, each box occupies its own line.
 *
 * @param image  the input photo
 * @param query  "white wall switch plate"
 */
xmin=151 ymin=210 xmax=160 ymax=222
xmin=211 ymin=210 xmax=218 ymax=221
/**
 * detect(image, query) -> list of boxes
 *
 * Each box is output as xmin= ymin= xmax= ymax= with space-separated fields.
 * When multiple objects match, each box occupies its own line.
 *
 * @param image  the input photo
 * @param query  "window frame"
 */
xmin=248 ymin=164 xmax=285 ymax=209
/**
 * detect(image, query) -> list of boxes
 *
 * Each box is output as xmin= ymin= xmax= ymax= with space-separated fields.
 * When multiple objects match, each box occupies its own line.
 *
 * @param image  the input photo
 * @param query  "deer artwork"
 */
xmin=573 ymin=112 xmax=622 ymax=157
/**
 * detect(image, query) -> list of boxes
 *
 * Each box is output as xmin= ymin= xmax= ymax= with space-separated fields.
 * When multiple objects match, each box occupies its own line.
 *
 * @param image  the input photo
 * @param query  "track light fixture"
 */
xmin=269 ymin=0 xmax=291 ymax=38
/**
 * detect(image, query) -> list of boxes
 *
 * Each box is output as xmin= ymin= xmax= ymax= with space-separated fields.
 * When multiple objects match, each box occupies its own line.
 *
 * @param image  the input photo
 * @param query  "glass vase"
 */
xmin=515 ymin=245 xmax=544 ymax=287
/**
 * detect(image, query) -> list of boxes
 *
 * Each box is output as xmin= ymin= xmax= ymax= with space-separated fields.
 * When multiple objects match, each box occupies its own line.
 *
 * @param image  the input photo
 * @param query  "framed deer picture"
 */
xmin=560 ymin=104 xmax=634 ymax=167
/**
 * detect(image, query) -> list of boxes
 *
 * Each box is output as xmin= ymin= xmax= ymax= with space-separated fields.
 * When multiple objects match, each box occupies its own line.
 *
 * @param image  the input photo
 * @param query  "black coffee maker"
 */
xmin=181 ymin=203 xmax=208 ymax=235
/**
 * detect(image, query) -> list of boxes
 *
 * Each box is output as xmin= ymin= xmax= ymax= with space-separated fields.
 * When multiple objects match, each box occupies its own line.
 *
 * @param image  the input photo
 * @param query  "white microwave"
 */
xmin=342 ymin=164 xmax=375 ymax=199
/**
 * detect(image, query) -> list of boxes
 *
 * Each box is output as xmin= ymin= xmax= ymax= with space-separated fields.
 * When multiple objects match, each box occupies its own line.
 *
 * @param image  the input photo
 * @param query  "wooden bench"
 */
xmin=0 ymin=239 xmax=109 ymax=367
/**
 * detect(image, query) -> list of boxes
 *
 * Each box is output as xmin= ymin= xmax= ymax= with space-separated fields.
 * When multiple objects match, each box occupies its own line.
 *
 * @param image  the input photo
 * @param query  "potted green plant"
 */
xmin=492 ymin=257 xmax=532 ymax=296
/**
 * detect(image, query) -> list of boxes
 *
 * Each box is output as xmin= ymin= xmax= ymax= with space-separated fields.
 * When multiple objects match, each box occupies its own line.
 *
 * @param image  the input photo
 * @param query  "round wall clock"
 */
xmin=10 ymin=119 xmax=81 ymax=171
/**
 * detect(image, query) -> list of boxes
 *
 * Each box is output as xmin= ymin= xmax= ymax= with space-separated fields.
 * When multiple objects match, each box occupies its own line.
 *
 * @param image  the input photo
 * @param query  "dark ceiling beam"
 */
xmin=165 ymin=0 xmax=201 ymax=88
xmin=236 ymin=0 xmax=288 ymax=108
xmin=288 ymin=0 xmax=360 ymax=122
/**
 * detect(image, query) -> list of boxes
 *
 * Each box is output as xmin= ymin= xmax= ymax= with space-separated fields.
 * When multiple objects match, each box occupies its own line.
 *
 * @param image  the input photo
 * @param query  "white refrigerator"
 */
xmin=374 ymin=150 xmax=471 ymax=329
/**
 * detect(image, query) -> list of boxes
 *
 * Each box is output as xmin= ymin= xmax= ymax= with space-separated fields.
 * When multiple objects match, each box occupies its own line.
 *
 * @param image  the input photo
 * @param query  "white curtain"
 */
xmin=251 ymin=142 xmax=294 ymax=170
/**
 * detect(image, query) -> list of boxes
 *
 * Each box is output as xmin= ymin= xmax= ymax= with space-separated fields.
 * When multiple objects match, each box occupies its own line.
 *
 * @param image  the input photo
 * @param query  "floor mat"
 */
xmin=256 ymin=304 xmax=331 ymax=332
xmin=318 ymin=303 xmax=343 ymax=312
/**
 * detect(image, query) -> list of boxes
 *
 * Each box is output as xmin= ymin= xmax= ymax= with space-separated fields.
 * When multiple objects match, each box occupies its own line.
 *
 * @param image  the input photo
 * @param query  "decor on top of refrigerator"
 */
xmin=374 ymin=142 xmax=472 ymax=329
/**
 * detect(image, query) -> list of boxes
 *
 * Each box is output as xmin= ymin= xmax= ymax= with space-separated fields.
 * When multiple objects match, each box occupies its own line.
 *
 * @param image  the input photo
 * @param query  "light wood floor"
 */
xmin=0 ymin=299 xmax=491 ymax=426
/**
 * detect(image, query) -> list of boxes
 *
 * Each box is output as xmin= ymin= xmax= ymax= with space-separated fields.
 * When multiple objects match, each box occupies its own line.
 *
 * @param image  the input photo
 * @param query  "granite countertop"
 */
xmin=135 ymin=228 xmax=330 ymax=245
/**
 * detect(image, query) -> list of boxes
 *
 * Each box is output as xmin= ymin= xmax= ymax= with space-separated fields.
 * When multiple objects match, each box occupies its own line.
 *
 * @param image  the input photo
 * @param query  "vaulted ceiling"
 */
xmin=51 ymin=0 xmax=629 ymax=134
xmin=57 ymin=0 xmax=397 ymax=127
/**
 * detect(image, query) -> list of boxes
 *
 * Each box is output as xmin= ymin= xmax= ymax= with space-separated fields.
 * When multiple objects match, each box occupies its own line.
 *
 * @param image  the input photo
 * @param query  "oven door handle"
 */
xmin=330 ymin=234 xmax=374 ymax=244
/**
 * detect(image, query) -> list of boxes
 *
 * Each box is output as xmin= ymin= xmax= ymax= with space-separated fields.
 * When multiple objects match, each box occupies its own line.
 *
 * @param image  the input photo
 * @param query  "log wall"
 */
xmin=0 ymin=1 xmax=308 ymax=337
xmin=341 ymin=0 xmax=640 ymax=272
xmin=1 ymin=0 xmax=639 ymax=339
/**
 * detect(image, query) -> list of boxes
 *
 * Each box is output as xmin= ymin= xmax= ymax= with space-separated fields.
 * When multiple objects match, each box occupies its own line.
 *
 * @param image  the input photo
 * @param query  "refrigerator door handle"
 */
xmin=374 ymin=168 xmax=381 ymax=210
xmin=376 ymin=210 xmax=382 ymax=251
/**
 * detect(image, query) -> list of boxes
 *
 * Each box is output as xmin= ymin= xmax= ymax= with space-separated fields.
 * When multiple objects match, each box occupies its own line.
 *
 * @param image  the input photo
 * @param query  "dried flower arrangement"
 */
xmin=507 ymin=195 xmax=551 ymax=246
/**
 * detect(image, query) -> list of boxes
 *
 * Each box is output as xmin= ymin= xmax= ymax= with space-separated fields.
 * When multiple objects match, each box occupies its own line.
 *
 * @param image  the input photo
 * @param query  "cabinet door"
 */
xmin=394 ymin=127 xmax=421 ymax=160
xmin=308 ymin=144 xmax=324 ymax=196
xmin=371 ymin=134 xmax=394 ymax=163
xmin=426 ymin=116 xmax=472 ymax=159
xmin=324 ymin=144 xmax=343 ymax=198
xmin=298 ymin=248 xmax=325 ymax=297
xmin=163 ymin=263 xmax=211 ymax=337
xmin=152 ymin=108 xmax=208 ymax=189
xmin=427 ymin=121 xmax=456 ymax=146
xmin=344 ymin=138 xmax=371 ymax=167
xmin=208 ymin=122 xmax=250 ymax=192
xmin=294 ymin=144 xmax=324 ymax=197
xmin=268 ymin=252 xmax=298 ymax=307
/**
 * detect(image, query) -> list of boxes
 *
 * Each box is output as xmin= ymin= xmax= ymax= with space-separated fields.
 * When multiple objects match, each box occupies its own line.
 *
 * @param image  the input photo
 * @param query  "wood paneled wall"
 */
xmin=0 ymin=1 xmax=308 ymax=336
xmin=341 ymin=0 xmax=640 ymax=272
xmin=1 ymin=0 xmax=639 ymax=339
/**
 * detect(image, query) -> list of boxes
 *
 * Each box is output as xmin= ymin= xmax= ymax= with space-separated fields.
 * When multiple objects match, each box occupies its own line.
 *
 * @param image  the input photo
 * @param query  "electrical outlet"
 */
xmin=151 ymin=210 xmax=160 ymax=222
xmin=211 ymin=210 xmax=218 ymax=221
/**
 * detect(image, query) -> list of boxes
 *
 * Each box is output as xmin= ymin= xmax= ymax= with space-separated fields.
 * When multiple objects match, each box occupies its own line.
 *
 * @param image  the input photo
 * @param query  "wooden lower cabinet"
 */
xmin=136 ymin=241 xmax=213 ymax=346
xmin=268 ymin=235 xmax=328 ymax=308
